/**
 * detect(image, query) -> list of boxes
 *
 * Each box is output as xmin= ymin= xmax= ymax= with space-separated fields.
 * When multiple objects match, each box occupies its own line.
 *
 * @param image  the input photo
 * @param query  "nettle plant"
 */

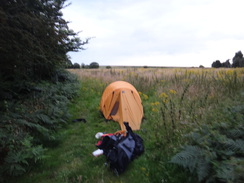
xmin=171 ymin=105 xmax=244 ymax=183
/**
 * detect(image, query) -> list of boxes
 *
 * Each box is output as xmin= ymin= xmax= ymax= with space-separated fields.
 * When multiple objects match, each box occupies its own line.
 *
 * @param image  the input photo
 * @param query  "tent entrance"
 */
xmin=110 ymin=101 xmax=119 ymax=115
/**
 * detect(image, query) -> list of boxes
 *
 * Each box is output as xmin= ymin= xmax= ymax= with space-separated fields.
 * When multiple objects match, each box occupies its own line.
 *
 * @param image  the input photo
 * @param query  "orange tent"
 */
xmin=100 ymin=81 xmax=143 ymax=131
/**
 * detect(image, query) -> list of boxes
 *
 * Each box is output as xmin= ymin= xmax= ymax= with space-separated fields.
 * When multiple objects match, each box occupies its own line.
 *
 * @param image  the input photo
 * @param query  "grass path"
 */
xmin=7 ymin=80 xmax=147 ymax=182
xmin=8 ymin=78 xmax=191 ymax=183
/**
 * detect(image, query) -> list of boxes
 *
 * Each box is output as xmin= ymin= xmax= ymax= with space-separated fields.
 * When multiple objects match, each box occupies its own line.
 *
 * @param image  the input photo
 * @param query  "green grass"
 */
xmin=7 ymin=78 xmax=189 ymax=183
xmin=8 ymin=68 xmax=244 ymax=183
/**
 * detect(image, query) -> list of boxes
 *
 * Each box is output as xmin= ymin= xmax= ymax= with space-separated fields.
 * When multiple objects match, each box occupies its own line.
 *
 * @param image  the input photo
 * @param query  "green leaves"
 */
xmin=171 ymin=105 xmax=244 ymax=182
xmin=0 ymin=74 xmax=80 ymax=178
xmin=171 ymin=145 xmax=212 ymax=182
xmin=3 ymin=136 xmax=46 ymax=176
xmin=0 ymin=0 xmax=89 ymax=93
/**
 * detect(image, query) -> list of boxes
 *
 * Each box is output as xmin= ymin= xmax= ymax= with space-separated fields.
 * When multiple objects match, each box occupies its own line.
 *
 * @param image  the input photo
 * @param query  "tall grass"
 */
xmin=68 ymin=67 xmax=244 ymax=182
xmin=11 ymin=68 xmax=244 ymax=183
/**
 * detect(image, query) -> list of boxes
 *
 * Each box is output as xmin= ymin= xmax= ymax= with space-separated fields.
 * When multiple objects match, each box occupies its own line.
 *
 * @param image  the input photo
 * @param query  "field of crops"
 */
xmin=13 ymin=67 xmax=244 ymax=183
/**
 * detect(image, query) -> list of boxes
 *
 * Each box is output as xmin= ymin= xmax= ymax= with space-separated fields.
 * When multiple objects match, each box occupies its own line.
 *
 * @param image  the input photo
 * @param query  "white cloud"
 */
xmin=63 ymin=0 xmax=244 ymax=67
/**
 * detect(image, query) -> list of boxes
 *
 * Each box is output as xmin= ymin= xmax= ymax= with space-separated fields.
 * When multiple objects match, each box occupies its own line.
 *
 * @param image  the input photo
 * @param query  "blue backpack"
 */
xmin=96 ymin=122 xmax=144 ymax=174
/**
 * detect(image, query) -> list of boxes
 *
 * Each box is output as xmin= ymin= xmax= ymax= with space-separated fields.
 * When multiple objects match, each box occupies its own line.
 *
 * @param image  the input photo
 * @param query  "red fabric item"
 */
xmin=95 ymin=133 xmax=114 ymax=146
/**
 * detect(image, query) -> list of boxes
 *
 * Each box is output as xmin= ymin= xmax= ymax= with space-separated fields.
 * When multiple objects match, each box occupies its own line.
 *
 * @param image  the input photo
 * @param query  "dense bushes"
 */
xmin=0 ymin=0 xmax=87 ymax=180
xmin=0 ymin=71 xmax=80 ymax=179
xmin=171 ymin=104 xmax=244 ymax=182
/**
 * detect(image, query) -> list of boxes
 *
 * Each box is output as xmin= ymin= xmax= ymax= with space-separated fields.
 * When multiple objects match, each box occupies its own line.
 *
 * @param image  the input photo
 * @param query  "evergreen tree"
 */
xmin=0 ymin=0 xmax=89 ymax=84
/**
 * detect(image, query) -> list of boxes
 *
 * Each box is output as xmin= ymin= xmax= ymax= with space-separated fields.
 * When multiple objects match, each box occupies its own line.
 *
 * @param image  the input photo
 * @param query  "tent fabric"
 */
xmin=100 ymin=81 xmax=143 ymax=131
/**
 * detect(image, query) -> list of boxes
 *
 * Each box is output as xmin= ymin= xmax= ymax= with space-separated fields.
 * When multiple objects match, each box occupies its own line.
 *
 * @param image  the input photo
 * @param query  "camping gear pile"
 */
xmin=93 ymin=81 xmax=144 ymax=175
xmin=94 ymin=122 xmax=144 ymax=174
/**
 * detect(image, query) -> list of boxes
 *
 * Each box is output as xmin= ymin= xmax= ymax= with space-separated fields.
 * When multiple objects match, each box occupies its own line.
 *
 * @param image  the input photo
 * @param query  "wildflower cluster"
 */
xmin=150 ymin=101 xmax=160 ymax=112
xmin=159 ymin=92 xmax=168 ymax=104
xmin=139 ymin=91 xmax=148 ymax=100
xmin=169 ymin=89 xmax=177 ymax=95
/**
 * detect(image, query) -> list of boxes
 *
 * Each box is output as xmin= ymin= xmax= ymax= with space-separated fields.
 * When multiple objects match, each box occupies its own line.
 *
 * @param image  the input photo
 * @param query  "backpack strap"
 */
xmin=114 ymin=130 xmax=127 ymax=137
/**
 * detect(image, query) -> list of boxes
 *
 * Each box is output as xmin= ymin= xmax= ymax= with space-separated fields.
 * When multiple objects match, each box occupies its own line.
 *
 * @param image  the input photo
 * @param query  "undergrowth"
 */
xmin=0 ymin=70 xmax=80 ymax=181
xmin=5 ymin=68 xmax=244 ymax=183
xmin=171 ymin=103 xmax=244 ymax=183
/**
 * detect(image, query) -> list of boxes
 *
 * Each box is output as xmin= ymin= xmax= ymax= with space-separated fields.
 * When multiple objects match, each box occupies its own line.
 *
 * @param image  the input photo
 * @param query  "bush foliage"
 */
xmin=0 ymin=0 xmax=89 ymax=96
xmin=0 ymin=0 xmax=87 ymax=179
xmin=0 ymin=71 xmax=80 ymax=179
xmin=171 ymin=104 xmax=244 ymax=182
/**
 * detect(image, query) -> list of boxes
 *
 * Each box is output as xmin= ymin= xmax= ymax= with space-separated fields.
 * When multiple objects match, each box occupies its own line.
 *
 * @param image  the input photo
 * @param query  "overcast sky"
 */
xmin=62 ymin=0 xmax=244 ymax=67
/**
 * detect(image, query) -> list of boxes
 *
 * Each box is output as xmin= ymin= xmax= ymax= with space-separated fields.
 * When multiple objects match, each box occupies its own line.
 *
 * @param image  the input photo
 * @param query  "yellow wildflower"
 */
xmin=150 ymin=101 xmax=159 ymax=106
xmin=169 ymin=89 xmax=177 ymax=94
xmin=152 ymin=108 xmax=159 ymax=112
xmin=163 ymin=99 xmax=168 ymax=104
xmin=143 ymin=94 xmax=148 ymax=100
xmin=154 ymin=101 xmax=160 ymax=105
xmin=159 ymin=92 xmax=168 ymax=98
xmin=141 ymin=167 xmax=146 ymax=171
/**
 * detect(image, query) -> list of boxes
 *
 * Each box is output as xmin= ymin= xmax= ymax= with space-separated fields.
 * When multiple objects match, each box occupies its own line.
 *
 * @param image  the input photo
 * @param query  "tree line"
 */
xmin=0 ymin=0 xmax=89 ymax=98
xmin=212 ymin=51 xmax=244 ymax=68
xmin=0 ymin=0 xmax=89 ymax=179
xmin=67 ymin=62 xmax=100 ymax=69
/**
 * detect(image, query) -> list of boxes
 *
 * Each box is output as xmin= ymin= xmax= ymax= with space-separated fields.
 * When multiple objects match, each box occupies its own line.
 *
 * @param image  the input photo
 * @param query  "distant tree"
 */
xmin=106 ymin=66 xmax=112 ymax=69
xmin=81 ymin=63 xmax=86 ymax=68
xmin=73 ymin=63 xmax=80 ymax=69
xmin=199 ymin=65 xmax=204 ymax=68
xmin=211 ymin=60 xmax=222 ymax=68
xmin=89 ymin=62 xmax=99 ymax=68
xmin=232 ymin=51 xmax=244 ymax=67
xmin=222 ymin=59 xmax=231 ymax=68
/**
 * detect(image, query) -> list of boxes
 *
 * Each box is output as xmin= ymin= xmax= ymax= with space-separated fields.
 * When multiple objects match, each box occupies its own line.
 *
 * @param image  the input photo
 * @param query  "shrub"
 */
xmin=171 ymin=105 xmax=244 ymax=182
xmin=0 ymin=72 xmax=80 ymax=178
